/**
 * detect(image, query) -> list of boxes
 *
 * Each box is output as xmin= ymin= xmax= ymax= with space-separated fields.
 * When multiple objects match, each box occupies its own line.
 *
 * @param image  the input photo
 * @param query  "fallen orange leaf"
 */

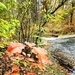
xmin=12 ymin=71 xmax=20 ymax=75
xmin=32 ymin=47 xmax=52 ymax=65
xmin=12 ymin=65 xmax=19 ymax=72
xmin=26 ymin=58 xmax=34 ymax=62
xmin=30 ymin=63 xmax=44 ymax=70
xmin=7 ymin=42 xmax=25 ymax=55
xmin=26 ymin=72 xmax=36 ymax=75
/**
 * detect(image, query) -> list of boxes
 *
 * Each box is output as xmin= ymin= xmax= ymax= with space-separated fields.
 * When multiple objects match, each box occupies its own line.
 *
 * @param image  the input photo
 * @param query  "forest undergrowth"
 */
xmin=0 ymin=41 xmax=52 ymax=75
xmin=0 ymin=41 xmax=72 ymax=75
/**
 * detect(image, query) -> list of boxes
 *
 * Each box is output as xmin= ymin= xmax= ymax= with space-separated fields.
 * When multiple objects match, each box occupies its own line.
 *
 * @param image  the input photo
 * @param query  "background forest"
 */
xmin=0 ymin=0 xmax=75 ymax=46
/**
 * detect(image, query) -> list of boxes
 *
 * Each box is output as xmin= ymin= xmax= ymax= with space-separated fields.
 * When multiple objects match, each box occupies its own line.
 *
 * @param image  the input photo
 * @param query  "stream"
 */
xmin=42 ymin=36 xmax=75 ymax=71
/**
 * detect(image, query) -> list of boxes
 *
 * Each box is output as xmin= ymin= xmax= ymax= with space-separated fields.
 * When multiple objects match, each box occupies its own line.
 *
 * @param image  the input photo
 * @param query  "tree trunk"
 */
xmin=31 ymin=0 xmax=38 ymax=23
xmin=70 ymin=1 xmax=75 ymax=24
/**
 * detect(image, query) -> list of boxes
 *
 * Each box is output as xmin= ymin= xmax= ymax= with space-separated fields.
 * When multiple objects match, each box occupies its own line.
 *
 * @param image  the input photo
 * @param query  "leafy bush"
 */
xmin=0 ymin=2 xmax=7 ymax=10
xmin=0 ymin=2 xmax=20 ymax=48
xmin=0 ymin=19 xmax=19 ymax=39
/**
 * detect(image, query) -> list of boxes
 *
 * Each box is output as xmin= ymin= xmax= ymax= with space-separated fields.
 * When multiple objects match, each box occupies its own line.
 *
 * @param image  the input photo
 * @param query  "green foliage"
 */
xmin=0 ymin=2 xmax=6 ymax=10
xmin=0 ymin=2 xmax=20 ymax=47
xmin=0 ymin=2 xmax=7 ymax=17
xmin=0 ymin=0 xmax=74 ymax=43
xmin=0 ymin=19 xmax=20 ymax=40
xmin=0 ymin=2 xmax=7 ymax=10
xmin=13 ymin=59 xmax=29 ymax=67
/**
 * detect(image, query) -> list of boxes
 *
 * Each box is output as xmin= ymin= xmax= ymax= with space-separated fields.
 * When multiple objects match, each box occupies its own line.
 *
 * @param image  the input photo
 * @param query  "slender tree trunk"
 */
xmin=53 ymin=0 xmax=57 ymax=9
xmin=31 ymin=0 xmax=38 ymax=23
xmin=70 ymin=1 xmax=74 ymax=24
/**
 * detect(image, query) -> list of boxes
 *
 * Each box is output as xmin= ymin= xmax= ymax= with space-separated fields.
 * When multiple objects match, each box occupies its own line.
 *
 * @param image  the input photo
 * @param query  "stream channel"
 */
xmin=42 ymin=36 xmax=75 ymax=72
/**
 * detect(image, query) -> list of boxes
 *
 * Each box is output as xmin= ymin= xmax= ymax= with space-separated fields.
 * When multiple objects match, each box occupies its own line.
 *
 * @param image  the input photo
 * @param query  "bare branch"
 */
xmin=42 ymin=0 xmax=68 ymax=27
xmin=50 ymin=0 xmax=68 ymax=14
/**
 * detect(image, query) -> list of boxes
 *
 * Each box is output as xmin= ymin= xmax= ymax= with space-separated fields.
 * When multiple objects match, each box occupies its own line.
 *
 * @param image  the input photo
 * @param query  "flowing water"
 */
xmin=42 ymin=36 xmax=75 ymax=71
xmin=48 ymin=37 xmax=75 ymax=57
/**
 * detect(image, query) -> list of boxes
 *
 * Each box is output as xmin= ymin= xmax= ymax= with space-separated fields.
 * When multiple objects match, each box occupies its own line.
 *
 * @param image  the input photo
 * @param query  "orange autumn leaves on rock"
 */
xmin=7 ymin=42 xmax=25 ymax=55
xmin=32 ymin=47 xmax=52 ymax=65
xmin=6 ymin=42 xmax=52 ymax=74
xmin=7 ymin=42 xmax=52 ymax=66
